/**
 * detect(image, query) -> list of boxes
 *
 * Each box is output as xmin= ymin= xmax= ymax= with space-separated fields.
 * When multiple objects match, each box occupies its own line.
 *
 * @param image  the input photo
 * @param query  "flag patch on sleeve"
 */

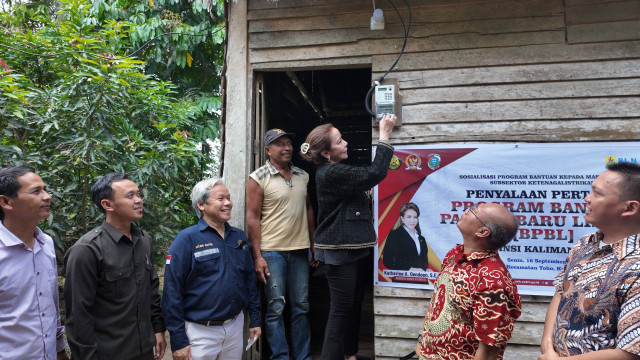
xmin=166 ymin=255 xmax=171 ymax=265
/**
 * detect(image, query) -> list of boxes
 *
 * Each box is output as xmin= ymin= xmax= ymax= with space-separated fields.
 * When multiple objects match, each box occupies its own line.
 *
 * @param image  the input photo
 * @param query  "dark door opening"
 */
xmin=253 ymin=68 xmax=375 ymax=359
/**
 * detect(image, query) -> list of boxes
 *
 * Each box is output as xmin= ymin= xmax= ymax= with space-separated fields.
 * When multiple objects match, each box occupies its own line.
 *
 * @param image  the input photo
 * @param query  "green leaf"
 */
xmin=12 ymin=110 xmax=24 ymax=119
xmin=78 ymin=57 xmax=100 ymax=66
xmin=11 ymin=145 xmax=23 ymax=156
xmin=1 ymin=0 xmax=219 ymax=264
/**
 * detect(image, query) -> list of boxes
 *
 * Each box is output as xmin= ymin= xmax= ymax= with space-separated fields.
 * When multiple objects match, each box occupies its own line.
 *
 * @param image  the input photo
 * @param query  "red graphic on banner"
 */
xmin=377 ymin=148 xmax=477 ymax=283
xmin=377 ymin=148 xmax=477 ymax=240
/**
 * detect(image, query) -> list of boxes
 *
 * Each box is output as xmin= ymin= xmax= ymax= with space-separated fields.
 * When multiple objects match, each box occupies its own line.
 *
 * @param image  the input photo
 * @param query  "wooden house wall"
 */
xmin=232 ymin=0 xmax=640 ymax=358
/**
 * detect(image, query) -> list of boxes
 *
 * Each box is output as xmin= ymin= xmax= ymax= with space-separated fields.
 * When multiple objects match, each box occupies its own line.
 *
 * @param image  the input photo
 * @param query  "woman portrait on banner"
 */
xmin=382 ymin=202 xmax=429 ymax=272
xmin=299 ymin=113 xmax=396 ymax=360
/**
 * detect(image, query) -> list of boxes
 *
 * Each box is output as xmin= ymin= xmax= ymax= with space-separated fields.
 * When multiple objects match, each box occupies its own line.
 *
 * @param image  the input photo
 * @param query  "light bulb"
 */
xmin=371 ymin=8 xmax=385 ymax=30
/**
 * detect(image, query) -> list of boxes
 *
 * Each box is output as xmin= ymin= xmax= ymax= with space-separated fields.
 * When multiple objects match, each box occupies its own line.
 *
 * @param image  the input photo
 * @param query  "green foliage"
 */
xmin=89 ymin=0 xmax=226 ymax=101
xmin=0 ymin=0 xmax=222 ymax=264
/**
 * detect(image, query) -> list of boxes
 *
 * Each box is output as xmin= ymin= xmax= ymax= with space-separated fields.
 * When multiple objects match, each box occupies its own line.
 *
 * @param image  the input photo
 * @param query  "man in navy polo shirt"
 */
xmin=162 ymin=178 xmax=261 ymax=360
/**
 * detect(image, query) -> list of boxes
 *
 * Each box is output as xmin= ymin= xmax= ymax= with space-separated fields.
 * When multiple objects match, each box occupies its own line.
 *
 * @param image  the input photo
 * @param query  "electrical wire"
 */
xmin=365 ymin=0 xmax=412 ymax=117
xmin=0 ymin=28 xmax=223 ymax=61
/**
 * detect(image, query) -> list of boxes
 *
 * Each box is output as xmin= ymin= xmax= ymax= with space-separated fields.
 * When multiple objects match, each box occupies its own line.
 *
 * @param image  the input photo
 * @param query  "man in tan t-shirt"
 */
xmin=246 ymin=129 xmax=318 ymax=360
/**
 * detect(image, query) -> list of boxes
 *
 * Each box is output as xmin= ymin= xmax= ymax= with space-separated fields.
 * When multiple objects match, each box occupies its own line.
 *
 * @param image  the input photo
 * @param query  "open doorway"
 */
xmin=252 ymin=68 xmax=375 ymax=359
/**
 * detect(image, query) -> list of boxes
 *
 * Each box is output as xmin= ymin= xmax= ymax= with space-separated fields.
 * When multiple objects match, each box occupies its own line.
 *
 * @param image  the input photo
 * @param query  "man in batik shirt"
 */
xmin=416 ymin=203 xmax=521 ymax=360
xmin=540 ymin=162 xmax=640 ymax=360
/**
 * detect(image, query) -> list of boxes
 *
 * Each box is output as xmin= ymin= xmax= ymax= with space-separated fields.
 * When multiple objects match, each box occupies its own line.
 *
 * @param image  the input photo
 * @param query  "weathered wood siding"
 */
xmin=373 ymin=287 xmax=548 ymax=360
xmin=238 ymin=0 xmax=640 ymax=358
xmin=247 ymin=0 xmax=640 ymax=144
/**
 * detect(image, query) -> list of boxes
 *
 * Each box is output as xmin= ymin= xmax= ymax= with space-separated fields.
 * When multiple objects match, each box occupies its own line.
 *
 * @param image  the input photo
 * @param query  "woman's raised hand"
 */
xmin=378 ymin=113 xmax=397 ymax=141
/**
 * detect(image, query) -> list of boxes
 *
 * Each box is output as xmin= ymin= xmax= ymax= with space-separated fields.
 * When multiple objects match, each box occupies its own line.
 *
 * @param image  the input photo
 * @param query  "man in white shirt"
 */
xmin=0 ymin=166 xmax=69 ymax=360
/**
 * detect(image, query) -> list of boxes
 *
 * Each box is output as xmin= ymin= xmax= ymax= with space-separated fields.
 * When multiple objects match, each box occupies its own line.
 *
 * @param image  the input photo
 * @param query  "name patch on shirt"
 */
xmin=195 ymin=243 xmax=214 ymax=249
xmin=194 ymin=248 xmax=220 ymax=258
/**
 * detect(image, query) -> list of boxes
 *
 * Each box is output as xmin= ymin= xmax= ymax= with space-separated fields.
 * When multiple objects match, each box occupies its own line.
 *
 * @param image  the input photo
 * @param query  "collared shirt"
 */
xmin=64 ymin=221 xmax=165 ymax=360
xmin=0 ymin=221 xmax=66 ymax=360
xmin=404 ymin=225 xmax=422 ymax=255
xmin=552 ymin=232 xmax=640 ymax=356
xmin=417 ymin=244 xmax=521 ymax=360
xmin=162 ymin=220 xmax=260 ymax=351
xmin=249 ymin=160 xmax=310 ymax=251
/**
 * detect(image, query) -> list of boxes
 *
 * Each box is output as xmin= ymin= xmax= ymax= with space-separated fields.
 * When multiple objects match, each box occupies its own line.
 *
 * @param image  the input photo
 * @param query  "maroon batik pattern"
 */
xmin=417 ymin=245 xmax=521 ymax=360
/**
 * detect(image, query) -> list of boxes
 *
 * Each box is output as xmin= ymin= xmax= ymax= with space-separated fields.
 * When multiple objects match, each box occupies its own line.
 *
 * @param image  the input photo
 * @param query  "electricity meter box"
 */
xmin=371 ymin=78 xmax=402 ymax=126
xmin=375 ymin=85 xmax=395 ymax=117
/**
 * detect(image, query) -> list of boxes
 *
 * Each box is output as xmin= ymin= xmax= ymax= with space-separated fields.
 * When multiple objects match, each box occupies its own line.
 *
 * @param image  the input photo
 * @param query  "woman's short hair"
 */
xmin=399 ymin=202 xmax=422 ymax=236
xmin=300 ymin=124 xmax=334 ymax=165
xmin=400 ymin=202 xmax=420 ymax=217
xmin=191 ymin=177 xmax=225 ymax=218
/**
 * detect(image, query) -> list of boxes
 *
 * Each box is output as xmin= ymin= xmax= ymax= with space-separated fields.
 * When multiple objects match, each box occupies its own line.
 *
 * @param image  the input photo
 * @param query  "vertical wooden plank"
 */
xmin=225 ymin=0 xmax=250 ymax=229
xmin=228 ymin=4 xmax=256 ymax=355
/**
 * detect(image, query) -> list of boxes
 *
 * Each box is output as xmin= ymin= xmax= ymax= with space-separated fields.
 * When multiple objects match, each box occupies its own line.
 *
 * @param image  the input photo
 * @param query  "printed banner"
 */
xmin=373 ymin=142 xmax=640 ymax=295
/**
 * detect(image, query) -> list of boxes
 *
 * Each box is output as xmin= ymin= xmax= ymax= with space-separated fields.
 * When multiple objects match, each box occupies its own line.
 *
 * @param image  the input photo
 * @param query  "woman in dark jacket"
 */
xmin=382 ymin=202 xmax=429 ymax=271
xmin=300 ymin=114 xmax=396 ymax=360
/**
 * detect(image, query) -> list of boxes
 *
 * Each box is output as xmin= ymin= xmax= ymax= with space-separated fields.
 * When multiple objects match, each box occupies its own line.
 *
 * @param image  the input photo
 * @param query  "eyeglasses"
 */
xmin=465 ymin=205 xmax=488 ymax=229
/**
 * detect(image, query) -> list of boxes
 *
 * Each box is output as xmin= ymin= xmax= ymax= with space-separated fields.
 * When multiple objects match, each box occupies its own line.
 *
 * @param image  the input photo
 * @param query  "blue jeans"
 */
xmin=262 ymin=250 xmax=311 ymax=360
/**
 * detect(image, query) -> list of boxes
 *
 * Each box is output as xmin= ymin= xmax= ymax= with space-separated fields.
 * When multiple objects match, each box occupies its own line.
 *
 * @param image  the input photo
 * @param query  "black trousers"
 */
xmin=321 ymin=256 xmax=368 ymax=360
xmin=132 ymin=350 xmax=154 ymax=360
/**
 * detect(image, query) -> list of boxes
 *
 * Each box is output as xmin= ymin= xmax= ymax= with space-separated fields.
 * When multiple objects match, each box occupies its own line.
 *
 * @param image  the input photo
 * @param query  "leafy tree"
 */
xmin=0 ymin=0 xmax=219 ymax=263
xmin=89 ymin=0 xmax=226 ymax=137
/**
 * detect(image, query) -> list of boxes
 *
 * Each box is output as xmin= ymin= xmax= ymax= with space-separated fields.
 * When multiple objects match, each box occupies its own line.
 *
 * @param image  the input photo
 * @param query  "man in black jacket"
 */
xmin=64 ymin=173 xmax=166 ymax=360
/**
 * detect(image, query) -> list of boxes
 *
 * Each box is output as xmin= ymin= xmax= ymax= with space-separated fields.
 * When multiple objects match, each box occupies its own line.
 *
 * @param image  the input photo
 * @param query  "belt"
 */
xmin=188 ymin=316 xmax=235 ymax=327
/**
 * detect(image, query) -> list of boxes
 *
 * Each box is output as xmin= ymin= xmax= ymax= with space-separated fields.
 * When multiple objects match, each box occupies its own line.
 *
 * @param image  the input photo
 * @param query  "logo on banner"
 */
xmin=427 ymin=153 xmax=441 ymax=170
xmin=405 ymin=154 xmax=422 ymax=170
xmin=389 ymin=155 xmax=401 ymax=170
xmin=607 ymin=155 xmax=638 ymax=164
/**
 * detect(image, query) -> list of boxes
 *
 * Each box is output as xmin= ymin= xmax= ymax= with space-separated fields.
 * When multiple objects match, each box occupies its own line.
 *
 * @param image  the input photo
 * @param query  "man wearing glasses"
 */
xmin=415 ymin=203 xmax=522 ymax=360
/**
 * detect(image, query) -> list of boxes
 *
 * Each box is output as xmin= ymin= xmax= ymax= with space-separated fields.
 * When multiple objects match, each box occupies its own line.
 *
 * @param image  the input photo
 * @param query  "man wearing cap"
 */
xmin=246 ymin=128 xmax=317 ymax=360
